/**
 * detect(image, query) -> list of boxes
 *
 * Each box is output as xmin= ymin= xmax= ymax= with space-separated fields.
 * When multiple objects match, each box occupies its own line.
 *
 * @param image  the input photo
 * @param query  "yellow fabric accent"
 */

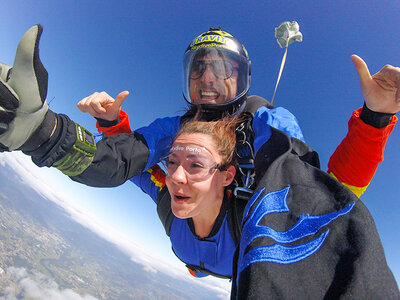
xmin=329 ymin=172 xmax=368 ymax=198
xmin=146 ymin=168 xmax=164 ymax=189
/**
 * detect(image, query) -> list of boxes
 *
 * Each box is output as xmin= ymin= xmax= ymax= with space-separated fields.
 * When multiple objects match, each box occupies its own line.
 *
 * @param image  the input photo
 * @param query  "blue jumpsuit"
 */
xmin=129 ymin=105 xmax=304 ymax=278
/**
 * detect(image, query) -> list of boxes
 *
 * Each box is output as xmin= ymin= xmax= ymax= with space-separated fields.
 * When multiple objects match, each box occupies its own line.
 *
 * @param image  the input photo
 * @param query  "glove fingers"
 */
xmin=0 ymin=63 xmax=12 ymax=81
xmin=9 ymin=24 xmax=48 ymax=112
xmin=0 ymin=123 xmax=8 ymax=135
xmin=0 ymin=79 xmax=19 ymax=110
xmin=0 ymin=141 xmax=10 ymax=152
xmin=0 ymin=107 xmax=16 ymax=123
xmin=0 ymin=25 xmax=49 ymax=150
xmin=0 ymin=106 xmax=13 ymax=135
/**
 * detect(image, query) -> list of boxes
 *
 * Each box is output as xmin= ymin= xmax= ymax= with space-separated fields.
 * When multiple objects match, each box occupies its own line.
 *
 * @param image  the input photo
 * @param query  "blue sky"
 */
xmin=1 ymin=0 xmax=399 ymax=288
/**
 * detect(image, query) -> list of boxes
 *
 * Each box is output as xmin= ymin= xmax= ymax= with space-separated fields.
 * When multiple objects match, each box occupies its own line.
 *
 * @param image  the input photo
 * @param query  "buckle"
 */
xmin=234 ymin=187 xmax=254 ymax=200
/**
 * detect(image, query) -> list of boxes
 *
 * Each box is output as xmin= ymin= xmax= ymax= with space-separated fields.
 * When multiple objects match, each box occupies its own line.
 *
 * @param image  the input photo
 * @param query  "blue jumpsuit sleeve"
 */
xmin=135 ymin=116 xmax=182 ymax=170
xmin=252 ymin=106 xmax=304 ymax=155
xmin=129 ymin=166 xmax=166 ymax=204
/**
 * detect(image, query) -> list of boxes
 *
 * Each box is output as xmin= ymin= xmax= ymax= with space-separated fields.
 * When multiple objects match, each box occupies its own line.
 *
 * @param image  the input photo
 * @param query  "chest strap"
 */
xmin=234 ymin=113 xmax=256 ymax=201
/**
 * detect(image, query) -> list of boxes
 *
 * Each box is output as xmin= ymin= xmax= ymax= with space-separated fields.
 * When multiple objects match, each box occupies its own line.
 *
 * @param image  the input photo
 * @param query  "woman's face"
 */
xmin=165 ymin=133 xmax=235 ymax=221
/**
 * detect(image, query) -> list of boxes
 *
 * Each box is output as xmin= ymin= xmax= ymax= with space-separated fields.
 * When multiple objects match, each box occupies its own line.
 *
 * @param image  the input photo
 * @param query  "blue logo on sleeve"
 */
xmin=237 ymin=186 xmax=355 ymax=280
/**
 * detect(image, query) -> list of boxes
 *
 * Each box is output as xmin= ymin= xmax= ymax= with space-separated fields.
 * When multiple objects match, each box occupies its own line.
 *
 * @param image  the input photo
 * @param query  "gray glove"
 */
xmin=0 ymin=24 xmax=49 ymax=150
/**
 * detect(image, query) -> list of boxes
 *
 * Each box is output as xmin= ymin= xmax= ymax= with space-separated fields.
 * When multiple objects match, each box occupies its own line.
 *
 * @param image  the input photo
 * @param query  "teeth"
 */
xmin=201 ymin=91 xmax=218 ymax=97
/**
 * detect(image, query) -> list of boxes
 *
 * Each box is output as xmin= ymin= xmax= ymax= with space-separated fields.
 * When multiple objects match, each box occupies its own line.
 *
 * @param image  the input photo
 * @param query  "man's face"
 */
xmin=189 ymin=54 xmax=239 ymax=104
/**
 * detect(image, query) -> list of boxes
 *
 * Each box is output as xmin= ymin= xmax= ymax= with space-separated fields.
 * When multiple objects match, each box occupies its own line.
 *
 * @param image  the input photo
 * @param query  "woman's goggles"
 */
xmin=160 ymin=144 xmax=226 ymax=182
xmin=189 ymin=59 xmax=238 ymax=80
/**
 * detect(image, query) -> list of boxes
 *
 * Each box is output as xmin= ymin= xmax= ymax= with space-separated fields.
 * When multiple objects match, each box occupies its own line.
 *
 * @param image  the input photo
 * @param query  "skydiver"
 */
xmin=0 ymin=26 xmax=399 ymax=298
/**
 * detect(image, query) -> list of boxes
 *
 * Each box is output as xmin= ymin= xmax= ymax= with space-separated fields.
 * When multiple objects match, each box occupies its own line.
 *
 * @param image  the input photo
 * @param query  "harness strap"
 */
xmin=230 ymin=96 xmax=275 ymax=244
xmin=185 ymin=263 xmax=232 ymax=280
xmin=234 ymin=113 xmax=255 ymax=199
xmin=232 ymin=95 xmax=274 ymax=201
xmin=156 ymin=186 xmax=174 ymax=236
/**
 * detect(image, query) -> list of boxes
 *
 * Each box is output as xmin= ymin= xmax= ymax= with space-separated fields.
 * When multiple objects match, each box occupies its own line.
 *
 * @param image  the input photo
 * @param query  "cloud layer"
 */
xmin=3 ymin=267 xmax=98 ymax=300
xmin=0 ymin=152 xmax=231 ymax=298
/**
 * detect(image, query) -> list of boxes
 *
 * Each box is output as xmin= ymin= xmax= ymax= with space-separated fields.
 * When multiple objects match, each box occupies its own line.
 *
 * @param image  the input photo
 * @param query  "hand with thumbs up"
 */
xmin=351 ymin=55 xmax=400 ymax=114
xmin=0 ymin=25 xmax=52 ymax=151
xmin=77 ymin=91 xmax=129 ymax=121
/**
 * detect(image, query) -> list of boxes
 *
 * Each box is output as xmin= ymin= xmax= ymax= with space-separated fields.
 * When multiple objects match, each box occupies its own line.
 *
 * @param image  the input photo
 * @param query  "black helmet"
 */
xmin=182 ymin=28 xmax=251 ymax=114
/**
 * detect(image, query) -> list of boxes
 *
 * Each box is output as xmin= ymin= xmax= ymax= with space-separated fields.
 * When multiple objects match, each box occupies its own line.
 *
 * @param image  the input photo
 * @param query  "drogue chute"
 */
xmin=271 ymin=21 xmax=303 ymax=104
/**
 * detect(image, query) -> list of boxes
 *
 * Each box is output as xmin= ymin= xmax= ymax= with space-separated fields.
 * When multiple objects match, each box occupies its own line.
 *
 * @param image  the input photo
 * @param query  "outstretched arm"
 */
xmin=328 ymin=55 xmax=399 ymax=197
xmin=0 ymin=25 xmax=184 ymax=187
xmin=0 ymin=25 xmax=152 ymax=186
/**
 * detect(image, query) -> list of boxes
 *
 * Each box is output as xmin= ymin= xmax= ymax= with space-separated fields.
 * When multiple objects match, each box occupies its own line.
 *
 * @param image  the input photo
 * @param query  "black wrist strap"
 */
xmin=24 ymin=113 xmax=76 ymax=167
xmin=19 ymin=110 xmax=57 ymax=152
xmin=96 ymin=117 xmax=120 ymax=127
xmin=360 ymin=103 xmax=395 ymax=128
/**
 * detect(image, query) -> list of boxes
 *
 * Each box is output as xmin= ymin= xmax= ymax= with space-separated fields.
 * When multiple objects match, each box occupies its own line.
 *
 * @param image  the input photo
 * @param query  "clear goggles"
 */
xmin=189 ymin=59 xmax=238 ymax=80
xmin=160 ymin=144 xmax=227 ymax=182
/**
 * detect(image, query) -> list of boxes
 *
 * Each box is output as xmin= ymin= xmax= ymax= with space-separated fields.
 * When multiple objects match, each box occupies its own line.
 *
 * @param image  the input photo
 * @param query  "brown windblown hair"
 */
xmin=176 ymin=113 xmax=239 ymax=167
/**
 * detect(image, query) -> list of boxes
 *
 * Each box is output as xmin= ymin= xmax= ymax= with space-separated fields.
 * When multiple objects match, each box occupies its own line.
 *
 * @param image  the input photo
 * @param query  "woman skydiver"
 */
xmin=126 ymin=113 xmax=399 ymax=299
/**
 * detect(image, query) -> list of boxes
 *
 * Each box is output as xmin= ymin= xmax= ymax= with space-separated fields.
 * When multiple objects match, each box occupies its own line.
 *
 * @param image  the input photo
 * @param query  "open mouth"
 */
xmin=200 ymin=90 xmax=219 ymax=102
xmin=173 ymin=194 xmax=190 ymax=203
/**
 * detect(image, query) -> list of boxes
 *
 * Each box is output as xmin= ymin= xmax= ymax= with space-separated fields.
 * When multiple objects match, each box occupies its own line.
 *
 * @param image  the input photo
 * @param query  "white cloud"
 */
xmin=0 ymin=152 xmax=231 ymax=298
xmin=3 ymin=267 xmax=98 ymax=300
